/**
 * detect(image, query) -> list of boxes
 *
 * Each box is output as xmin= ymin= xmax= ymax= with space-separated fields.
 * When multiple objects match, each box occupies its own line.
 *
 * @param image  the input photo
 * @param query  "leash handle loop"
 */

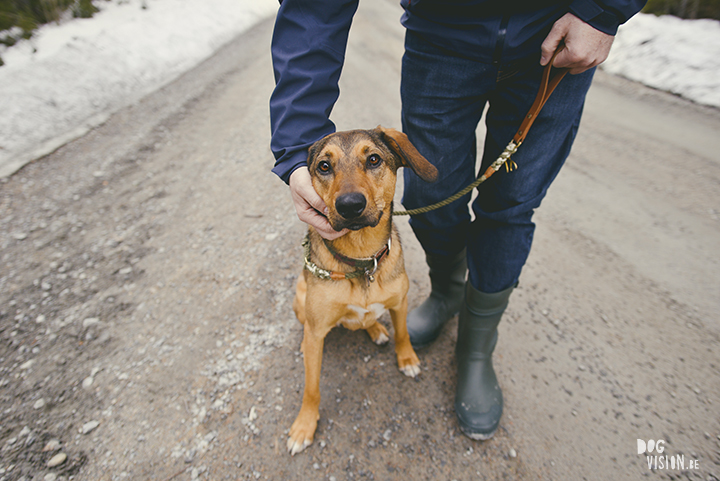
xmin=513 ymin=45 xmax=568 ymax=145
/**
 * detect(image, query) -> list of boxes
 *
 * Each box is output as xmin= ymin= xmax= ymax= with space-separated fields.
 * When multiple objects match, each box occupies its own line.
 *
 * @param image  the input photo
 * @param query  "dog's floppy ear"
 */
xmin=375 ymin=126 xmax=438 ymax=183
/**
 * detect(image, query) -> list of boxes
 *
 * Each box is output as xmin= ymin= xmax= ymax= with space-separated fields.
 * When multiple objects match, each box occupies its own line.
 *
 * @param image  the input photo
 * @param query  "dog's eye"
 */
xmin=317 ymin=161 xmax=332 ymax=174
xmin=367 ymin=154 xmax=382 ymax=168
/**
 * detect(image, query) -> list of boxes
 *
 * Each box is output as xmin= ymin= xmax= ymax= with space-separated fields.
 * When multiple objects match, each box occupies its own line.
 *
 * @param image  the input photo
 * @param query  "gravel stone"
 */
xmin=47 ymin=452 xmax=67 ymax=468
xmin=42 ymin=440 xmax=61 ymax=452
xmin=82 ymin=317 xmax=100 ymax=328
xmin=19 ymin=360 xmax=35 ymax=370
xmin=81 ymin=420 xmax=100 ymax=434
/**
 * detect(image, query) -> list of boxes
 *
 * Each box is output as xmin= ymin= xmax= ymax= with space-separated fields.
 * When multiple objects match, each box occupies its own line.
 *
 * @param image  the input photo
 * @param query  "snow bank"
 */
xmin=0 ymin=0 xmax=277 ymax=177
xmin=603 ymin=13 xmax=720 ymax=108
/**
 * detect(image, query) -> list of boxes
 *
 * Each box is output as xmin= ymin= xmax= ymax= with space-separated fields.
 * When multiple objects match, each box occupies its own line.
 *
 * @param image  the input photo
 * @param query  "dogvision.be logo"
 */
xmin=637 ymin=439 xmax=700 ymax=471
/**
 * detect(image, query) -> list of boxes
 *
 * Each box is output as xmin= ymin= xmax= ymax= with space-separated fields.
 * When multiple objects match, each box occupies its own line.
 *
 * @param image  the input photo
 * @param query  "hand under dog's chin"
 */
xmin=331 ymin=212 xmax=382 ymax=232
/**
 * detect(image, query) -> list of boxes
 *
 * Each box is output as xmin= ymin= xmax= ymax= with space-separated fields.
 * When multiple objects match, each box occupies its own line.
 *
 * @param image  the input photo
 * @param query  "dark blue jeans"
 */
xmin=401 ymin=31 xmax=595 ymax=293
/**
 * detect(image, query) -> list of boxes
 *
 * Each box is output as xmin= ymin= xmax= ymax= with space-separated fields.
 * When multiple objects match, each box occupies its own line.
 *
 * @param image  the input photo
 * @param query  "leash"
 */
xmin=393 ymin=47 xmax=568 ymax=217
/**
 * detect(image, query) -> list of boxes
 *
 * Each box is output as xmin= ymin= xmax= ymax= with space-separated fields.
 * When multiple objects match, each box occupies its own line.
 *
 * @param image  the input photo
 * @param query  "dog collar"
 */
xmin=302 ymin=234 xmax=391 ymax=283
xmin=322 ymin=237 xmax=391 ymax=271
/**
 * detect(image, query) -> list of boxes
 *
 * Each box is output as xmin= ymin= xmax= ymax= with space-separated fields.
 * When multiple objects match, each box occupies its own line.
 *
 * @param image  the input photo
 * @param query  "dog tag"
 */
xmin=365 ymin=257 xmax=378 ymax=285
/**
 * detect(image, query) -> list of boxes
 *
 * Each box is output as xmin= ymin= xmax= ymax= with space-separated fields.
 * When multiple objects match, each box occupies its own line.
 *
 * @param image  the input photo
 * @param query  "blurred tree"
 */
xmin=1 ymin=0 xmax=90 ymax=34
xmin=644 ymin=0 xmax=720 ymax=19
xmin=73 ymin=0 xmax=98 ymax=18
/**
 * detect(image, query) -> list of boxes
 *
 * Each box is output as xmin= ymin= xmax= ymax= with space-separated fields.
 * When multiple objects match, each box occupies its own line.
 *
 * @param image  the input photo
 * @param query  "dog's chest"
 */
xmin=337 ymin=302 xmax=387 ymax=330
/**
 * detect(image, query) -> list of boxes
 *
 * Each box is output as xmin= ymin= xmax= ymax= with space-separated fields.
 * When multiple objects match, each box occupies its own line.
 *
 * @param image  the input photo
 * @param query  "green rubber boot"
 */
xmin=407 ymin=250 xmax=467 ymax=349
xmin=455 ymin=281 xmax=514 ymax=440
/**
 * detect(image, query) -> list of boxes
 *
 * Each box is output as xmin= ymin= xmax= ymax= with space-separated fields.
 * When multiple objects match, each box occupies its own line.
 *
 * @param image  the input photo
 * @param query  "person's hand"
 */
xmin=289 ymin=166 xmax=348 ymax=240
xmin=541 ymin=13 xmax=615 ymax=75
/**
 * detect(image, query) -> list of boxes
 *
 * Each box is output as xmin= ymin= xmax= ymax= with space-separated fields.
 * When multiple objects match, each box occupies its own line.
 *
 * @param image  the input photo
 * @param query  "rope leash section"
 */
xmin=393 ymin=47 xmax=568 ymax=217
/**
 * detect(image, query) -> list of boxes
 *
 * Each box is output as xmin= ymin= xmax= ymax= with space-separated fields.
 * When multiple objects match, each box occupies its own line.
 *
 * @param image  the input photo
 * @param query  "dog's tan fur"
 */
xmin=287 ymin=126 xmax=438 ymax=455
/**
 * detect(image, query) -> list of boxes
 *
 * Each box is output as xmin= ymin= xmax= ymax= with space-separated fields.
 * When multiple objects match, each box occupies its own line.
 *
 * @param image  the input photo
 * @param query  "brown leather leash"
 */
xmin=513 ymin=46 xmax=569 ymax=146
xmin=393 ymin=47 xmax=569 ymax=216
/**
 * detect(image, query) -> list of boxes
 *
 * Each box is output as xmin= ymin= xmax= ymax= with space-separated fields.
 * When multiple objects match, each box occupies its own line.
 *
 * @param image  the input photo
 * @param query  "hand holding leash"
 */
xmin=541 ymin=12 xmax=614 ymax=75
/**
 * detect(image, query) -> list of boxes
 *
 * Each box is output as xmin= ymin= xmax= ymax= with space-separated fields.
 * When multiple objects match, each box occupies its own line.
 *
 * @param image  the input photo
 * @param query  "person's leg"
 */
xmin=401 ymin=31 xmax=494 ymax=257
xmin=455 ymin=61 xmax=596 ymax=440
xmin=469 ymin=64 xmax=596 ymax=293
xmin=400 ymin=31 xmax=495 ymax=348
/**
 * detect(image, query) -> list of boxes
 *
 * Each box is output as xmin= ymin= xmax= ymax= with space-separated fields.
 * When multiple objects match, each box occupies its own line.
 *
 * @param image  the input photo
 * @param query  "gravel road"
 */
xmin=1 ymin=1 xmax=719 ymax=480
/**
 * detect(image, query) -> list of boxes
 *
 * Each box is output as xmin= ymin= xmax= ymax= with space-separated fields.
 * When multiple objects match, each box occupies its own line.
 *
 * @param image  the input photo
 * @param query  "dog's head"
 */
xmin=307 ymin=126 xmax=438 ymax=232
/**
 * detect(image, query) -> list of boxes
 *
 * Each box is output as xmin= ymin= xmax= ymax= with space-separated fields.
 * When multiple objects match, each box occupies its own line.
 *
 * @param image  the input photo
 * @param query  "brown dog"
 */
xmin=287 ymin=126 xmax=438 ymax=455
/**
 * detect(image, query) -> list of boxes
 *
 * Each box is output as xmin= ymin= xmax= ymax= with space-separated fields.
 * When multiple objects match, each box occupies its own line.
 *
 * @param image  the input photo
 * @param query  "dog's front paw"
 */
xmin=287 ymin=434 xmax=312 ymax=456
xmin=287 ymin=413 xmax=317 ymax=456
xmin=399 ymin=362 xmax=421 ymax=378
xmin=366 ymin=322 xmax=390 ymax=346
xmin=374 ymin=332 xmax=390 ymax=345
xmin=397 ymin=351 xmax=421 ymax=378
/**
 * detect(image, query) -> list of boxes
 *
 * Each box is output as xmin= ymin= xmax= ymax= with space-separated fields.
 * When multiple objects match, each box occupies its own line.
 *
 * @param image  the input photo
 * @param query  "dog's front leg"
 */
xmin=389 ymin=296 xmax=421 ymax=378
xmin=287 ymin=321 xmax=325 ymax=455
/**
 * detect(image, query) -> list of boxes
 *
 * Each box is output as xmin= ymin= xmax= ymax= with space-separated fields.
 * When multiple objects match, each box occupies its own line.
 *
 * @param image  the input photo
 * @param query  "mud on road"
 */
xmin=2 ymin=1 xmax=720 ymax=480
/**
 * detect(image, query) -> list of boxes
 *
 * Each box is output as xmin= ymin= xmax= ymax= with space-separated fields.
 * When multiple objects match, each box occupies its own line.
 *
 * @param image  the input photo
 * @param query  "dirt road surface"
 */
xmin=1 ymin=1 xmax=719 ymax=480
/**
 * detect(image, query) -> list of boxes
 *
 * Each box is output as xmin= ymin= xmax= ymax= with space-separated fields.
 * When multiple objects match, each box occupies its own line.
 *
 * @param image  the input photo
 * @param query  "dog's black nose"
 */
xmin=335 ymin=193 xmax=367 ymax=219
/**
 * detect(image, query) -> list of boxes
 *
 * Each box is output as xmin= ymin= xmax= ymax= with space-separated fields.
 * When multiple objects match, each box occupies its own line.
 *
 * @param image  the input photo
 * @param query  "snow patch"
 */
xmin=0 ymin=0 xmax=277 ymax=177
xmin=603 ymin=13 xmax=720 ymax=108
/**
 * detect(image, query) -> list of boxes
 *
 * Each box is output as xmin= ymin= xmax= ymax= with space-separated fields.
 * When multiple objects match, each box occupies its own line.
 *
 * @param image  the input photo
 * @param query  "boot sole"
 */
xmin=409 ymin=340 xmax=433 ymax=350
xmin=459 ymin=424 xmax=498 ymax=441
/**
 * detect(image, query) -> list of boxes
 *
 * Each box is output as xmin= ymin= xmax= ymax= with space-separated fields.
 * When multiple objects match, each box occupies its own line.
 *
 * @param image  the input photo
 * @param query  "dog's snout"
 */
xmin=335 ymin=193 xmax=367 ymax=219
